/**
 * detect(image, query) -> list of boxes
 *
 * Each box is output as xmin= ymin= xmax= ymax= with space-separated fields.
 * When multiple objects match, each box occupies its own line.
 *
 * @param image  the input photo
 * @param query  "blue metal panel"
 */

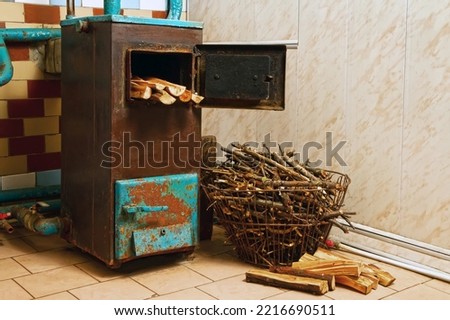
xmin=133 ymin=224 xmax=193 ymax=256
xmin=60 ymin=14 xmax=203 ymax=29
xmin=115 ymin=173 xmax=198 ymax=260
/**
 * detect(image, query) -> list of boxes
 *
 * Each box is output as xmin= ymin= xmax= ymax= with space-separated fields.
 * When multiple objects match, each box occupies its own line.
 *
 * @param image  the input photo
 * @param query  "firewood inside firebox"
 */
xmin=130 ymin=76 xmax=204 ymax=105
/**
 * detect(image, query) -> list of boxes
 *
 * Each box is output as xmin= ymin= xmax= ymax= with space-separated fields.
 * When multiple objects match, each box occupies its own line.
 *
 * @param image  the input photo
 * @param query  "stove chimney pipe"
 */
xmin=104 ymin=0 xmax=121 ymax=15
xmin=66 ymin=0 xmax=75 ymax=19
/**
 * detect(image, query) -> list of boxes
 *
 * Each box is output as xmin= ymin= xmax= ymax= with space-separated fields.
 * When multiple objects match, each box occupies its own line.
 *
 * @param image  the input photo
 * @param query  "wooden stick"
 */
xmin=314 ymin=247 xmax=395 ymax=287
xmin=292 ymin=260 xmax=361 ymax=277
xmin=179 ymin=89 xmax=192 ymax=102
xmin=335 ymin=275 xmax=375 ymax=295
xmin=191 ymin=92 xmax=204 ymax=104
xmin=246 ymin=269 xmax=329 ymax=295
xmin=144 ymin=77 xmax=186 ymax=97
xmin=130 ymin=81 xmax=152 ymax=99
xmin=150 ymin=89 xmax=176 ymax=105
xmin=131 ymin=76 xmax=166 ymax=90
xmin=367 ymin=264 xmax=396 ymax=286
xmin=269 ymin=266 xmax=335 ymax=290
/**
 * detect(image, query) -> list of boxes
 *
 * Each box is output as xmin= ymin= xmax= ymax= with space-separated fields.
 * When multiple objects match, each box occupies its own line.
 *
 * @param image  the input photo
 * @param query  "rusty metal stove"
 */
xmin=60 ymin=12 xmax=286 ymax=268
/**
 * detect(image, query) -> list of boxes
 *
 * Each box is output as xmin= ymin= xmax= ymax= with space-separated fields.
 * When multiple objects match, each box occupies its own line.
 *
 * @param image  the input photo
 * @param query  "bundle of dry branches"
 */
xmin=201 ymin=144 xmax=354 ymax=267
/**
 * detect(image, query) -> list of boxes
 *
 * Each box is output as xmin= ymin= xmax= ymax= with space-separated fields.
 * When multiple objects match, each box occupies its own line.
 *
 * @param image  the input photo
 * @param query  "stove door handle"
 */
xmin=123 ymin=205 xmax=169 ymax=214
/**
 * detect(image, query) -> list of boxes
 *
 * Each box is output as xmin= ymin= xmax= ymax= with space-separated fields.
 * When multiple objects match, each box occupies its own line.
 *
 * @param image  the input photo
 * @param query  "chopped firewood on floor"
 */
xmin=245 ymin=247 xmax=396 ymax=295
xmin=130 ymin=76 xmax=204 ymax=105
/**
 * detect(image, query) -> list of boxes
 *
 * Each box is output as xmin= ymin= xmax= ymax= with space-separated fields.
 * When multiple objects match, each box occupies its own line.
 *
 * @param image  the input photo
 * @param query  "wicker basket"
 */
xmin=202 ymin=171 xmax=350 ymax=267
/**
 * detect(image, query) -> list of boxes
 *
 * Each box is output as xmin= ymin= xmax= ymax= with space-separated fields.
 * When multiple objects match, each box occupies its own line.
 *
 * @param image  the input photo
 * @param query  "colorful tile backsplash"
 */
xmin=0 ymin=1 xmax=177 ymax=190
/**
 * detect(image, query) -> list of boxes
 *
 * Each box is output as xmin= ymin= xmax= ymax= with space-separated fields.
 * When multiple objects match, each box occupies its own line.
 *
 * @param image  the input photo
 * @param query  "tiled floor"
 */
xmin=0 ymin=225 xmax=449 ymax=300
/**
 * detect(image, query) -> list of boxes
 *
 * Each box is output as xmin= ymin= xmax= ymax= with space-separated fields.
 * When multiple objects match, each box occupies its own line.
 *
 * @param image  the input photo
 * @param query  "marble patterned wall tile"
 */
xmin=254 ymin=0 xmax=298 ymax=41
xmin=188 ymin=0 xmax=255 ymax=42
xmin=296 ymin=0 xmax=348 ymax=171
xmin=345 ymin=0 xmax=407 ymax=231
xmin=201 ymin=108 xmax=256 ymax=155
xmin=401 ymin=0 xmax=450 ymax=248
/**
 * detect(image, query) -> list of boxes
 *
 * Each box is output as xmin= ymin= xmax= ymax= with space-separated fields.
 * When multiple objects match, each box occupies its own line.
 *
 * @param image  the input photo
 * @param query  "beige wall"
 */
xmin=189 ymin=0 xmax=450 ymax=249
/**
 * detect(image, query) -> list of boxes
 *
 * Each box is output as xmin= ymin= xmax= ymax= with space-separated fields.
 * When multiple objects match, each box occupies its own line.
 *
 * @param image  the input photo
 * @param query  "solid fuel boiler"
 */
xmin=60 ymin=1 xmax=286 ymax=267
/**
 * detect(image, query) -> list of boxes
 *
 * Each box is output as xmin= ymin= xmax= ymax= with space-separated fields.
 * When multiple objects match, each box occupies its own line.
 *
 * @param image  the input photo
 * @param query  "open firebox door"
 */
xmin=60 ymin=11 xmax=286 ymax=268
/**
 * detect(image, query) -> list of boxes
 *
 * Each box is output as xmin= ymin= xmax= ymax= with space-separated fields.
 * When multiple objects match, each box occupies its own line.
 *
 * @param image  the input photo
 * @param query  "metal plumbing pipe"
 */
xmin=0 ymin=219 xmax=14 ymax=234
xmin=0 ymin=37 xmax=13 ymax=86
xmin=104 ymin=0 xmax=121 ymax=15
xmin=11 ymin=206 xmax=67 ymax=236
xmin=337 ymin=218 xmax=450 ymax=261
xmin=0 ymin=28 xmax=61 ymax=87
xmin=102 ymin=0 xmax=183 ymax=19
xmin=333 ymin=240 xmax=450 ymax=283
xmin=66 ymin=0 xmax=75 ymax=19
xmin=167 ymin=0 xmax=183 ymax=20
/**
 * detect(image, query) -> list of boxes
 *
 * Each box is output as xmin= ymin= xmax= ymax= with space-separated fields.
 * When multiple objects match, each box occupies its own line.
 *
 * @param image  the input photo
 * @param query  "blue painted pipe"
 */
xmin=0 ymin=185 xmax=61 ymax=203
xmin=104 ymin=0 xmax=121 ymax=15
xmin=0 ymin=28 xmax=61 ymax=86
xmin=0 ymin=37 xmax=13 ymax=87
xmin=0 ymin=28 xmax=62 ymax=42
xmin=167 ymin=0 xmax=183 ymax=20
xmin=12 ymin=205 xmax=66 ymax=236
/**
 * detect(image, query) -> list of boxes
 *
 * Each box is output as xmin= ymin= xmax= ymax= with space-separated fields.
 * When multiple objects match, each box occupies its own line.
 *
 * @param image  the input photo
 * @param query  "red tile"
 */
xmin=7 ymin=43 xmax=30 ymax=61
xmin=27 ymin=80 xmax=61 ymax=98
xmin=0 ymin=119 xmax=24 ymax=138
xmin=27 ymin=152 xmax=61 ymax=172
xmin=9 ymin=135 xmax=46 ymax=156
xmin=8 ymin=99 xmax=45 ymax=118
xmin=93 ymin=8 xmax=104 ymax=16
xmin=0 ymin=23 xmax=5 ymax=28
xmin=24 ymin=4 xmax=61 ymax=24
xmin=152 ymin=11 xmax=168 ymax=19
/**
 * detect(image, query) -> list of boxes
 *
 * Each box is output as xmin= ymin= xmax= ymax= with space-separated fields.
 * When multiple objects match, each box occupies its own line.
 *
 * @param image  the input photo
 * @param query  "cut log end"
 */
xmin=151 ymin=89 xmax=176 ymax=105
xmin=130 ymin=82 xmax=152 ymax=100
xmin=191 ymin=93 xmax=204 ymax=104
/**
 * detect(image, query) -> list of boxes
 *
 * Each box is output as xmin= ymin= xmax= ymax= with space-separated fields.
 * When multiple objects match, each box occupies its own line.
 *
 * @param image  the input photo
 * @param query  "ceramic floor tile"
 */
xmin=324 ymin=283 xmax=397 ymax=300
xmin=0 ymin=279 xmax=33 ymax=300
xmin=198 ymin=274 xmax=284 ymax=300
xmin=195 ymin=237 xmax=234 ymax=257
xmin=0 ymin=258 xmax=30 ymax=280
xmin=75 ymin=260 xmax=124 ymax=282
xmin=374 ymin=262 xmax=432 ymax=291
xmin=14 ymin=265 xmax=98 ymax=298
xmin=21 ymin=234 xmax=72 ymax=252
xmin=185 ymin=252 xmax=252 ymax=281
xmin=151 ymin=287 xmax=217 ymax=300
xmin=382 ymin=283 xmax=450 ymax=300
xmin=265 ymin=290 xmax=333 ymax=300
xmin=0 ymin=224 xmax=35 ymax=240
xmin=38 ymin=292 xmax=78 ymax=300
xmin=424 ymin=279 xmax=450 ymax=294
xmin=14 ymin=247 xmax=90 ymax=273
xmin=69 ymin=277 xmax=156 ymax=300
xmin=0 ymin=238 xmax=36 ymax=259
xmin=0 ymin=230 xmax=19 ymax=241
xmin=131 ymin=264 xmax=212 ymax=295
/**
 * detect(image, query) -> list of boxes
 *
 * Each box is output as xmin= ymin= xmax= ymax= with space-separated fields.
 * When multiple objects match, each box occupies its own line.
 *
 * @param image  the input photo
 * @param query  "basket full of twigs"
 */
xmin=201 ymin=144 xmax=353 ymax=267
